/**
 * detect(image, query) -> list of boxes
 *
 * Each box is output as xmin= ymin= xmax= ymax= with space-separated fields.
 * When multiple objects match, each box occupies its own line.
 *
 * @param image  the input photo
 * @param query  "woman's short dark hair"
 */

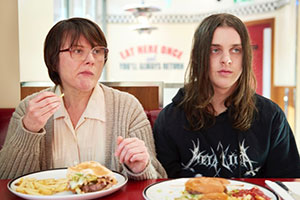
xmin=181 ymin=13 xmax=257 ymax=131
xmin=44 ymin=17 xmax=107 ymax=85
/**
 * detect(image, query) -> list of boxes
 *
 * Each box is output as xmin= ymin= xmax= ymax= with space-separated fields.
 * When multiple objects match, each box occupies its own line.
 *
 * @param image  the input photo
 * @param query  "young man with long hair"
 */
xmin=154 ymin=13 xmax=300 ymax=178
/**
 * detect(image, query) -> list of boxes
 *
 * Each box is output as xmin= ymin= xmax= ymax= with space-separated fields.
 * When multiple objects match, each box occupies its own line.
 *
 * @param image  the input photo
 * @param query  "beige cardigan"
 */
xmin=0 ymin=84 xmax=167 ymax=179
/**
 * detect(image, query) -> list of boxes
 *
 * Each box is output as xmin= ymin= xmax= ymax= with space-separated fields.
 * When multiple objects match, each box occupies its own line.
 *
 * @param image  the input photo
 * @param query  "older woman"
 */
xmin=0 ymin=17 xmax=166 ymax=179
xmin=154 ymin=13 xmax=300 ymax=178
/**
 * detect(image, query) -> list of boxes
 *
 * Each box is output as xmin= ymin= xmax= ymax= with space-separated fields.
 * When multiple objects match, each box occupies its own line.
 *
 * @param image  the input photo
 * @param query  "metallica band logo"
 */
xmin=181 ymin=139 xmax=261 ymax=177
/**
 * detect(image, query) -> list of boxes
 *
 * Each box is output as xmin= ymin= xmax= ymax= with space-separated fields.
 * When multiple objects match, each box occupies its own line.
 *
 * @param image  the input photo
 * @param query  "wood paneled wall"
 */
xmin=112 ymin=86 xmax=159 ymax=110
xmin=21 ymin=85 xmax=159 ymax=110
xmin=21 ymin=87 xmax=48 ymax=100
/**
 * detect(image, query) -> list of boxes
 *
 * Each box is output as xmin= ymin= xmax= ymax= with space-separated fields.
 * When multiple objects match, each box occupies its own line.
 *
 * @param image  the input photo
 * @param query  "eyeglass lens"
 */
xmin=70 ymin=46 xmax=108 ymax=61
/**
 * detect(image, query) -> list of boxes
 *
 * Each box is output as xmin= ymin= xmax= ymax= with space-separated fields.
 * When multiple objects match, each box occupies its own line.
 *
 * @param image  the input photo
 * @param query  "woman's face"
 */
xmin=58 ymin=36 xmax=105 ymax=93
xmin=209 ymin=26 xmax=243 ymax=95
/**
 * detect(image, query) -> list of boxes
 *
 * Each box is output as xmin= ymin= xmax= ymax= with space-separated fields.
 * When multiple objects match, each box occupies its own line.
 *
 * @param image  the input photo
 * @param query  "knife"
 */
xmin=275 ymin=181 xmax=300 ymax=200
xmin=265 ymin=180 xmax=294 ymax=200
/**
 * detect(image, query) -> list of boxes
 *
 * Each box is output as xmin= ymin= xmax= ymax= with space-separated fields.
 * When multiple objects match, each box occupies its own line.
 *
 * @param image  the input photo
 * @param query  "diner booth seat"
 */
xmin=0 ymin=108 xmax=14 ymax=149
xmin=145 ymin=109 xmax=162 ymax=128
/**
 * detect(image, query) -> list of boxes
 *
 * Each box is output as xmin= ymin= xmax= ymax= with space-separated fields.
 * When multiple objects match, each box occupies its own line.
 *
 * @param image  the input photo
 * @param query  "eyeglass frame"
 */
xmin=59 ymin=46 xmax=109 ymax=61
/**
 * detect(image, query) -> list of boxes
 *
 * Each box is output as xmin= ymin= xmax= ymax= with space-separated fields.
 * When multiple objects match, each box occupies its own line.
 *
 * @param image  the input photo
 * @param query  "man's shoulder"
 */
xmin=155 ymin=101 xmax=184 ymax=127
xmin=254 ymin=94 xmax=287 ymax=124
xmin=255 ymin=94 xmax=282 ymax=113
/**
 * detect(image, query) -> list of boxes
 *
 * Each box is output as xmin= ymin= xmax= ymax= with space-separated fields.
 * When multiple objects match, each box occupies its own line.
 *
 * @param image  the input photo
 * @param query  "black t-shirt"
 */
xmin=153 ymin=88 xmax=300 ymax=178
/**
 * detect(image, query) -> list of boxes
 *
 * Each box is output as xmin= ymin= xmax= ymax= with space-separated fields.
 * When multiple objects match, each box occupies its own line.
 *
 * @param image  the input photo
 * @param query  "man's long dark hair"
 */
xmin=180 ymin=13 xmax=257 ymax=131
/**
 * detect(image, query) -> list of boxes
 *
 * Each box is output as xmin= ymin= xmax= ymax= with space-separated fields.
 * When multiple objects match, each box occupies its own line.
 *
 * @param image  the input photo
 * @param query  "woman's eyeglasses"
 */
xmin=59 ymin=46 xmax=109 ymax=61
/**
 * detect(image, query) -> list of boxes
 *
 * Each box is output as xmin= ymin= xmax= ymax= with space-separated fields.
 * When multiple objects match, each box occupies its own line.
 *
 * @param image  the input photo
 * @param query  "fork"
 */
xmin=275 ymin=181 xmax=300 ymax=200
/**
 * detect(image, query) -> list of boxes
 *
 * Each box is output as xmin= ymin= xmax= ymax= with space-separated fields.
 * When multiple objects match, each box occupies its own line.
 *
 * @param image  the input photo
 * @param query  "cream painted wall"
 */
xmin=274 ymin=2 xmax=297 ymax=86
xmin=0 ymin=0 xmax=20 ymax=108
xmin=295 ymin=0 xmax=300 ymax=148
xmin=108 ymin=0 xmax=275 ymax=15
xmin=18 ymin=0 xmax=53 ymax=83
xmin=240 ymin=1 xmax=297 ymax=87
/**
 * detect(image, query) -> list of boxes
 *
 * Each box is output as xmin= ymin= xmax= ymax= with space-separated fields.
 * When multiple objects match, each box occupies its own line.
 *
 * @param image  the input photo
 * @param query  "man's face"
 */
xmin=209 ymin=26 xmax=243 ymax=95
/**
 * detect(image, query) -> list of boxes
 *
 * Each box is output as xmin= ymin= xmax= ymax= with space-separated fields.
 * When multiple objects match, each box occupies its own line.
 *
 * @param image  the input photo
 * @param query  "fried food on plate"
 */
xmin=185 ymin=177 xmax=229 ymax=194
xmin=67 ymin=161 xmax=117 ymax=194
xmin=15 ymin=177 xmax=68 ymax=195
xmin=176 ymin=177 xmax=271 ymax=200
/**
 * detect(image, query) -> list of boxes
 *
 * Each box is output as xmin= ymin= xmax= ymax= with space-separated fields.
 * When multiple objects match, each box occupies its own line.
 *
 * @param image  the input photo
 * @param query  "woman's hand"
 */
xmin=115 ymin=136 xmax=150 ymax=174
xmin=22 ymin=91 xmax=62 ymax=132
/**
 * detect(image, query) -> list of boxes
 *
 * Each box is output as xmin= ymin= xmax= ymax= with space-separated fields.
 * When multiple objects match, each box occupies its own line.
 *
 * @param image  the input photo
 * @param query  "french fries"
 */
xmin=15 ymin=177 xmax=68 ymax=195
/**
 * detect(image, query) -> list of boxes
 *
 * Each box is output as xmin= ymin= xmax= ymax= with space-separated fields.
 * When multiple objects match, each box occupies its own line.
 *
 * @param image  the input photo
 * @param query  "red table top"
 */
xmin=1 ymin=178 xmax=299 ymax=200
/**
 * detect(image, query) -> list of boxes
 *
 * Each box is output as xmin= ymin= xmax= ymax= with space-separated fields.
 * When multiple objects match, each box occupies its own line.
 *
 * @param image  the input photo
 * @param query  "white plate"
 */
xmin=8 ymin=168 xmax=128 ymax=200
xmin=143 ymin=178 xmax=279 ymax=200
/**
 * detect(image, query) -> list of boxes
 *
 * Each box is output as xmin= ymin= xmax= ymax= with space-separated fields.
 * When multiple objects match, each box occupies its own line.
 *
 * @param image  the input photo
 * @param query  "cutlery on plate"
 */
xmin=275 ymin=181 xmax=300 ymax=200
xmin=265 ymin=180 xmax=294 ymax=200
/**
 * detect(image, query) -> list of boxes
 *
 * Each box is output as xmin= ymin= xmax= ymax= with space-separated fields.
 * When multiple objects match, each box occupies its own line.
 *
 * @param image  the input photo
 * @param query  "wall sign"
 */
xmin=118 ymin=44 xmax=185 ymax=72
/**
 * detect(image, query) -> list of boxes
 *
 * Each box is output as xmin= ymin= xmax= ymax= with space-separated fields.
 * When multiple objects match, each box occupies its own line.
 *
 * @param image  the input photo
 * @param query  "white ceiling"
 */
xmin=107 ymin=0 xmax=277 ymax=15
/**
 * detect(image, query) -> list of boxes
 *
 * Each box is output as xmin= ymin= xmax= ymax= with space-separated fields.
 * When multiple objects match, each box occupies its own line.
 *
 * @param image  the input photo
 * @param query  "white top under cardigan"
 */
xmin=52 ymin=84 xmax=106 ymax=167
